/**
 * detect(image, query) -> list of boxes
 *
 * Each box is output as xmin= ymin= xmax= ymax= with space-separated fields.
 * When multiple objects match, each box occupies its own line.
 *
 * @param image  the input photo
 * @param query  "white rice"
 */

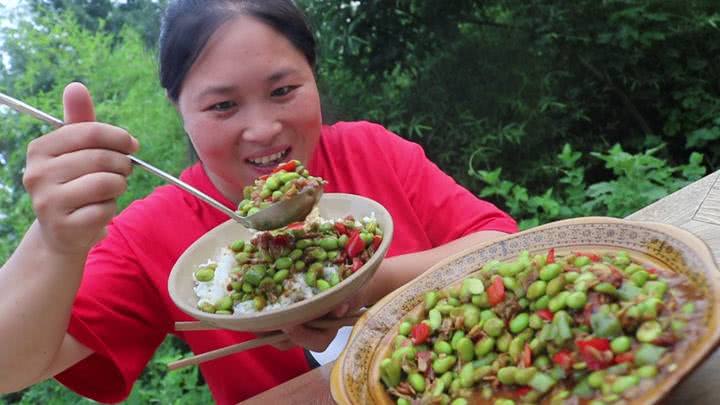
xmin=193 ymin=248 xmax=234 ymax=308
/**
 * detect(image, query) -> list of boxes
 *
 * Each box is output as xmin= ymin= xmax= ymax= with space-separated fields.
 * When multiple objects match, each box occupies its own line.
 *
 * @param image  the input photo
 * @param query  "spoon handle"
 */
xmin=0 ymin=91 xmax=246 ymax=225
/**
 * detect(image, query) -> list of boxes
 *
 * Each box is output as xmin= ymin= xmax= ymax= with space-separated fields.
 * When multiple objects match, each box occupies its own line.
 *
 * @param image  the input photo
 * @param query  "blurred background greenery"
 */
xmin=1 ymin=0 xmax=718 ymax=402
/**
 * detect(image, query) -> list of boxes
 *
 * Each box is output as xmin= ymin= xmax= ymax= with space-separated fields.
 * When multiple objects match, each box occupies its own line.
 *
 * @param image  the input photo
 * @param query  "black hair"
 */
xmin=159 ymin=0 xmax=316 ymax=102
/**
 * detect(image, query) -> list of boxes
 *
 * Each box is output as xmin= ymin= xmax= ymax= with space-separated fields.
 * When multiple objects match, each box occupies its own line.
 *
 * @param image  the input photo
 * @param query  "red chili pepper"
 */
xmin=271 ymin=160 xmax=297 ymax=173
xmin=486 ymin=277 xmax=506 ymax=306
xmin=514 ymin=386 xmax=532 ymax=397
xmin=345 ymin=231 xmax=365 ymax=258
xmin=576 ymin=252 xmax=602 ymax=262
xmin=613 ymin=352 xmax=634 ymax=364
xmin=410 ymin=323 xmax=430 ymax=345
xmin=537 ymin=309 xmax=554 ymax=321
xmin=334 ymin=222 xmax=347 ymax=235
xmin=576 ymin=338 xmax=610 ymax=352
xmin=552 ymin=350 xmax=572 ymax=369
xmin=286 ymin=221 xmax=305 ymax=230
xmin=351 ymin=257 xmax=363 ymax=273
xmin=371 ymin=235 xmax=382 ymax=251
xmin=576 ymin=338 xmax=613 ymax=370
xmin=546 ymin=248 xmax=555 ymax=264
xmin=521 ymin=343 xmax=532 ymax=368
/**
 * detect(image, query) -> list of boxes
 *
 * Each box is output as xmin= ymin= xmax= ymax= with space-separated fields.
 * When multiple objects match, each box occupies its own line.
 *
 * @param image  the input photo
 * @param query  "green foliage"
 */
xmin=0 ymin=336 xmax=212 ymax=404
xmin=470 ymin=143 xmax=706 ymax=230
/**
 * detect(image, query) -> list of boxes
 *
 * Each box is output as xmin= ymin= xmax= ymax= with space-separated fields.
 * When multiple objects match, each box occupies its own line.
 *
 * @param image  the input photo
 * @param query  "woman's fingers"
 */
xmin=63 ymin=82 xmax=96 ymax=123
xmin=282 ymin=323 xmax=340 ymax=353
xmin=26 ymin=122 xmax=138 ymax=159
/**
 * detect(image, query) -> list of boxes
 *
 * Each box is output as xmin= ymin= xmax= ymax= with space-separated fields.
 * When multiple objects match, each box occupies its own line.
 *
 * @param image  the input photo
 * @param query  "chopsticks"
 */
xmin=168 ymin=309 xmax=366 ymax=371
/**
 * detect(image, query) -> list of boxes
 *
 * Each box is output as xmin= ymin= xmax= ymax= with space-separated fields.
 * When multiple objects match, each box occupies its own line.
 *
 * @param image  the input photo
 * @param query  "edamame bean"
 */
xmin=540 ymin=263 xmax=562 ymax=281
xmin=195 ymin=267 xmax=215 ymax=282
xmin=425 ymin=291 xmax=439 ymax=310
xmin=610 ymin=336 xmax=631 ymax=353
xmin=398 ymin=321 xmax=412 ymax=336
xmin=630 ymin=270 xmax=649 ymax=287
xmin=380 ymin=358 xmax=401 ymax=387
xmin=483 ymin=317 xmax=505 ymax=337
xmin=407 ymin=372 xmax=426 ymax=393
xmin=316 ymin=279 xmax=330 ymax=292
xmin=611 ymin=375 xmax=639 ymax=394
xmin=230 ymin=239 xmax=245 ymax=252
xmin=456 ymin=337 xmax=475 ymax=362
xmin=514 ymin=367 xmax=537 ymax=385
xmin=529 ymin=313 xmax=544 ymax=329
xmin=434 ymin=340 xmax=452 ymax=355
xmin=497 ymin=366 xmax=517 ymax=385
xmin=451 ymin=330 xmax=465 ymax=349
xmin=527 ymin=280 xmax=547 ymax=300
xmin=636 ymin=365 xmax=658 ymax=379
xmin=510 ymin=312 xmax=530 ymax=333
xmin=216 ymin=296 xmax=233 ymax=311
xmin=566 ymin=291 xmax=587 ymax=309
xmin=244 ymin=265 xmax=266 ymax=286
xmin=318 ymin=237 xmax=339 ymax=251
xmin=429 ymin=309 xmax=443 ymax=330
xmin=272 ymin=269 xmax=289 ymax=283
xmin=432 ymin=355 xmax=457 ymax=374
xmin=463 ymin=278 xmax=485 ymax=295
xmin=636 ymin=320 xmax=662 ymax=342
xmin=546 ymin=275 xmax=566 ymax=297
xmin=475 ymin=336 xmax=495 ymax=357
xmin=594 ymin=282 xmax=617 ymax=296
xmin=274 ymin=256 xmax=293 ymax=270
xmin=548 ymin=291 xmax=570 ymax=312
xmin=459 ymin=363 xmax=474 ymax=388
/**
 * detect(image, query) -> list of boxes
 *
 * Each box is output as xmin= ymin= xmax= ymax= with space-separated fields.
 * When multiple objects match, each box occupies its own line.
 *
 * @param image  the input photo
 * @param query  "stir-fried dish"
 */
xmin=193 ymin=215 xmax=383 ymax=314
xmin=380 ymin=249 xmax=707 ymax=405
xmin=236 ymin=160 xmax=324 ymax=217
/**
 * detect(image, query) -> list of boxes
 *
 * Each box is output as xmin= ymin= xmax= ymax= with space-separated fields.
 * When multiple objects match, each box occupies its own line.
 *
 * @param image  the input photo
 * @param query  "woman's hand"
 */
xmin=23 ymin=82 xmax=139 ymax=256
xmin=280 ymin=290 xmax=367 ymax=352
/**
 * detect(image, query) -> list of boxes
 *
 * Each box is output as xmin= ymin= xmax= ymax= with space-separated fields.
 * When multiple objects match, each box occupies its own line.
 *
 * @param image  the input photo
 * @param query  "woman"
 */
xmin=0 ymin=0 xmax=517 ymax=403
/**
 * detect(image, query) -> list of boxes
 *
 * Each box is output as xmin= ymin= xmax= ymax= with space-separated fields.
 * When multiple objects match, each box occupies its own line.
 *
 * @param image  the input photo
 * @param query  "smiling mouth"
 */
xmin=246 ymin=148 xmax=291 ymax=167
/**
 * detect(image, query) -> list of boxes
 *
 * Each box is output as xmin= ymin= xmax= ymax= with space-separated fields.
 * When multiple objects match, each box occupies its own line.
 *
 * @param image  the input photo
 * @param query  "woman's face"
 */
xmin=177 ymin=15 xmax=322 ymax=204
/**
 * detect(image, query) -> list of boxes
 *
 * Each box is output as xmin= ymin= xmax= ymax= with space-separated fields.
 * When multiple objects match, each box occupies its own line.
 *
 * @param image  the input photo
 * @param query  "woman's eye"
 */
xmin=211 ymin=101 xmax=236 ymax=111
xmin=271 ymin=85 xmax=299 ymax=97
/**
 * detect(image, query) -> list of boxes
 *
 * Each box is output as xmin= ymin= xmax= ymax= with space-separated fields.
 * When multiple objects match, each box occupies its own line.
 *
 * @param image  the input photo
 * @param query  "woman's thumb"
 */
xmin=63 ymin=82 xmax=96 ymax=124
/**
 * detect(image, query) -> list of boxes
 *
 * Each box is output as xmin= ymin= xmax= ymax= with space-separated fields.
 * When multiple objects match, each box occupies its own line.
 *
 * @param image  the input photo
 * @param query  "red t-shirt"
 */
xmin=55 ymin=121 xmax=517 ymax=404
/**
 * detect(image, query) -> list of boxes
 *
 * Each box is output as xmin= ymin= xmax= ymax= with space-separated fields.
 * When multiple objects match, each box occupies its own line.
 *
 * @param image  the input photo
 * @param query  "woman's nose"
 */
xmin=241 ymin=107 xmax=282 ymax=144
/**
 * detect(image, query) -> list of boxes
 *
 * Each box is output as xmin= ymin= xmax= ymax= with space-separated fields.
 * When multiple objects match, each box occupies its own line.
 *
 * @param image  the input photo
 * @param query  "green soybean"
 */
xmin=432 ymin=355 xmax=457 ymax=374
xmin=456 ymin=337 xmax=475 ymax=362
xmin=407 ymin=372 xmax=426 ymax=393
xmin=610 ymin=336 xmax=631 ymax=353
xmin=566 ymin=291 xmax=588 ymax=309
xmin=527 ymin=280 xmax=547 ymax=300
xmin=510 ymin=312 xmax=530 ymax=333
xmin=195 ymin=267 xmax=215 ymax=282
xmin=540 ymin=263 xmax=562 ymax=281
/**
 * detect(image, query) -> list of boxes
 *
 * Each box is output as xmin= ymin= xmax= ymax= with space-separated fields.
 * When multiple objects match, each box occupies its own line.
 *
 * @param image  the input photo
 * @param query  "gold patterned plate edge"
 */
xmin=330 ymin=217 xmax=720 ymax=404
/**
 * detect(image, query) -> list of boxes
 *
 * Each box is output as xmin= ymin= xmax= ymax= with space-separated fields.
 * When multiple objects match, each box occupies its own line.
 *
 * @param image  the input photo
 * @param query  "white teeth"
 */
xmin=248 ymin=150 xmax=287 ymax=165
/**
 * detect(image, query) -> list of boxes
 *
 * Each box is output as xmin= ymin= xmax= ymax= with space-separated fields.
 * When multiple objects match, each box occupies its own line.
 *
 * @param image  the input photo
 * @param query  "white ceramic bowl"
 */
xmin=168 ymin=193 xmax=394 ymax=332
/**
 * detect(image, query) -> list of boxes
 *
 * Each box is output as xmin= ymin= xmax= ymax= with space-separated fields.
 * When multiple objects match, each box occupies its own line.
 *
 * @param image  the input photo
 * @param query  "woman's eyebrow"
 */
xmin=266 ymin=68 xmax=300 ymax=83
xmin=195 ymin=85 xmax=235 ymax=103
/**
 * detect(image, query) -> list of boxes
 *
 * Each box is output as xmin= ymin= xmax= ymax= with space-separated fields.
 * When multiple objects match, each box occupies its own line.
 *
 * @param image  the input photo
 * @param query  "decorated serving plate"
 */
xmin=330 ymin=217 xmax=720 ymax=404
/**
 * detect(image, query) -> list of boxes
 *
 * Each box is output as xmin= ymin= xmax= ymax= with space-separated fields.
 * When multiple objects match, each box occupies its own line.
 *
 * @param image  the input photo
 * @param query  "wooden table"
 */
xmin=241 ymin=170 xmax=720 ymax=405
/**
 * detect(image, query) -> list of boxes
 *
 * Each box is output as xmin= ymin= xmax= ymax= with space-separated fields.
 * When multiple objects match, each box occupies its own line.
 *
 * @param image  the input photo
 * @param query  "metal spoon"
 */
xmin=0 ymin=92 xmax=322 ymax=230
